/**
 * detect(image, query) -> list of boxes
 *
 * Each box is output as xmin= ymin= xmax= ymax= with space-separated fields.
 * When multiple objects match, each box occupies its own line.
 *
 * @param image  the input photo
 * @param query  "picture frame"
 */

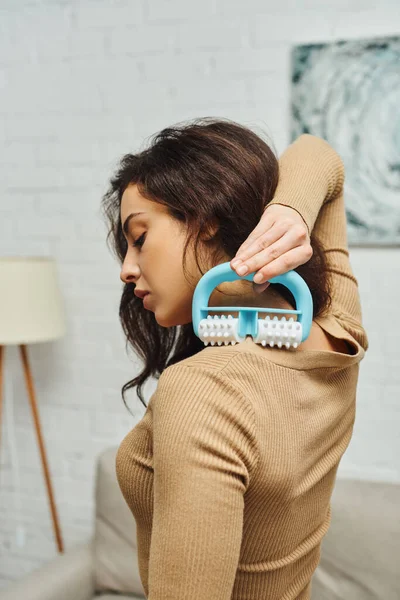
xmin=291 ymin=36 xmax=400 ymax=247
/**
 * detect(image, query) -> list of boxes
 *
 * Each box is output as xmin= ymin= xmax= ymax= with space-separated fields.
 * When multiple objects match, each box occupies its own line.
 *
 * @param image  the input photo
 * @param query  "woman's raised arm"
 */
xmin=231 ymin=134 xmax=368 ymax=350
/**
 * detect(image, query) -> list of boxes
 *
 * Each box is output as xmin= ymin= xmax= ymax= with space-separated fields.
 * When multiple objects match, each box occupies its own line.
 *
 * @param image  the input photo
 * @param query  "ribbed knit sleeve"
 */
xmin=271 ymin=134 xmax=369 ymax=351
xmin=271 ymin=134 xmax=345 ymax=235
xmin=147 ymin=363 xmax=259 ymax=600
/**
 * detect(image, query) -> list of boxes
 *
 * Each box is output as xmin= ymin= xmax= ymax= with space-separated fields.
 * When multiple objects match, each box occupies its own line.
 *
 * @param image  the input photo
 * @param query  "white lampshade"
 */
xmin=0 ymin=257 xmax=66 ymax=345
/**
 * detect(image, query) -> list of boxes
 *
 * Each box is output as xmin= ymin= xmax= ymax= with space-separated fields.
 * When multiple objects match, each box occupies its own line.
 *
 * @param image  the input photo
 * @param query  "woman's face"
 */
xmin=120 ymin=184 xmax=274 ymax=329
xmin=120 ymin=184 xmax=208 ymax=327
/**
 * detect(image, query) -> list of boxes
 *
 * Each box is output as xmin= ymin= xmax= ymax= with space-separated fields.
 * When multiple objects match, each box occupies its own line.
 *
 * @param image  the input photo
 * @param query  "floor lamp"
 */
xmin=0 ymin=257 xmax=67 ymax=553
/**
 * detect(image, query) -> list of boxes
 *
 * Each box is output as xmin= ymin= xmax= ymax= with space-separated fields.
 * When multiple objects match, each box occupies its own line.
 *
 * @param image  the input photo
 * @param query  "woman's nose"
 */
xmin=120 ymin=255 xmax=139 ymax=284
xmin=120 ymin=270 xmax=131 ymax=284
xmin=120 ymin=268 xmax=136 ymax=284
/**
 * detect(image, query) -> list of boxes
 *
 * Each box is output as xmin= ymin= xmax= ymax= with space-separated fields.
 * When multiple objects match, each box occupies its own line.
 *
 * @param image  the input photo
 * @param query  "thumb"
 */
xmin=252 ymin=281 xmax=270 ymax=294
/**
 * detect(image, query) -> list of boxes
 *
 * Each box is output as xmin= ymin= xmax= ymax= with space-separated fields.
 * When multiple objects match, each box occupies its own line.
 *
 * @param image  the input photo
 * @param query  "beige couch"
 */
xmin=1 ymin=446 xmax=398 ymax=600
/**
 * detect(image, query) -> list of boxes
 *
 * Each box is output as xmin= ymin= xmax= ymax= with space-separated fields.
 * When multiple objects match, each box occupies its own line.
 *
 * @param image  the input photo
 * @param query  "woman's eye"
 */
xmin=132 ymin=232 xmax=146 ymax=249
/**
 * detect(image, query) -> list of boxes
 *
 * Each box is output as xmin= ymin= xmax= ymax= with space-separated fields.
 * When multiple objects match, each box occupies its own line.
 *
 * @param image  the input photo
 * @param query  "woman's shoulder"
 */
xmin=155 ymin=349 xmax=259 ymax=440
xmin=163 ymin=323 xmax=365 ymax=384
xmin=159 ymin=342 xmax=279 ymax=404
xmin=164 ymin=340 xmax=279 ymax=380
xmin=159 ymin=346 xmax=248 ymax=398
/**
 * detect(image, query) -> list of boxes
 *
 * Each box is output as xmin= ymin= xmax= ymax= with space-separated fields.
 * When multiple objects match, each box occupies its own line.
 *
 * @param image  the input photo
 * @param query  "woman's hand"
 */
xmin=230 ymin=204 xmax=313 ymax=294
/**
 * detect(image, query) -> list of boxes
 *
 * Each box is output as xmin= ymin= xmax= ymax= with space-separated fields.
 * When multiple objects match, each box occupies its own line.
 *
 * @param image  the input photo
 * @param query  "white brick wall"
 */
xmin=0 ymin=0 xmax=399 ymax=588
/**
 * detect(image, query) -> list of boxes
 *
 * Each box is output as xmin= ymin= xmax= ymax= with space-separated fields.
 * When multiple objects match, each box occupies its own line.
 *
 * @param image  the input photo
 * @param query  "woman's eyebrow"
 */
xmin=122 ymin=212 xmax=146 ymax=235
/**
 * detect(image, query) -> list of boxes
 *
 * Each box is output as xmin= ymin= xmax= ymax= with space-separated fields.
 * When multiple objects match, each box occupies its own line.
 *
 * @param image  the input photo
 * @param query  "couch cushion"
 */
xmin=94 ymin=447 xmax=399 ymax=600
xmin=96 ymin=596 xmax=143 ymax=600
xmin=311 ymin=477 xmax=400 ymax=600
xmin=93 ymin=446 xmax=145 ymax=598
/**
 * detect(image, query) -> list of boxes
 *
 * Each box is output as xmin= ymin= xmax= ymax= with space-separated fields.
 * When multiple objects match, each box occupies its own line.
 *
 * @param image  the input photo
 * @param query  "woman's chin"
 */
xmin=153 ymin=309 xmax=174 ymax=328
xmin=154 ymin=310 xmax=193 ymax=329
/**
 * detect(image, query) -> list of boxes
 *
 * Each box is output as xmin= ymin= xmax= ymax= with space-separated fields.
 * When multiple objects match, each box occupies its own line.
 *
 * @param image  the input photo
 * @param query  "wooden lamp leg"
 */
xmin=19 ymin=344 xmax=64 ymax=553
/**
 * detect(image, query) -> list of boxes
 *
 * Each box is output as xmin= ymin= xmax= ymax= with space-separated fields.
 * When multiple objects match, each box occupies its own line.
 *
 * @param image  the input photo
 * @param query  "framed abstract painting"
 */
xmin=291 ymin=36 xmax=400 ymax=247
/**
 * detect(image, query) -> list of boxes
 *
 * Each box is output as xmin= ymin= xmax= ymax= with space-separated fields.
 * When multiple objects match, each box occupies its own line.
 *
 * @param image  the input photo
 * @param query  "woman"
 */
xmin=102 ymin=118 xmax=368 ymax=600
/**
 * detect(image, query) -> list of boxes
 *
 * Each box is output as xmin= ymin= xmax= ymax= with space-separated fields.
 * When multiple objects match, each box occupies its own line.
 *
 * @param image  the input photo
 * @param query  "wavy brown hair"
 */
xmin=101 ymin=117 xmax=331 ymax=410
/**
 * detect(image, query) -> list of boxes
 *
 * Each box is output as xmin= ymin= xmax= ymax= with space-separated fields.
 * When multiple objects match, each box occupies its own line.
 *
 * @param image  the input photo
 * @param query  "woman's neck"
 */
xmin=208 ymin=279 xmax=295 ymax=318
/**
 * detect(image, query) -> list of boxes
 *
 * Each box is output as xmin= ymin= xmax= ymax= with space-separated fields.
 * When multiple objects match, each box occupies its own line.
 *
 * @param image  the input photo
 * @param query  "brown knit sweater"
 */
xmin=116 ymin=135 xmax=368 ymax=600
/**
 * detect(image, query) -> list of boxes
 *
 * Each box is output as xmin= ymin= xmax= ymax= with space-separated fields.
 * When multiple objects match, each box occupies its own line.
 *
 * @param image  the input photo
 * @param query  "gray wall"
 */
xmin=0 ymin=0 xmax=398 ymax=587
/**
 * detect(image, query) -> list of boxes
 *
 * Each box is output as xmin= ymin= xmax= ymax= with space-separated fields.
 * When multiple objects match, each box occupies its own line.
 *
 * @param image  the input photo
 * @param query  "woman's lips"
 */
xmin=143 ymin=293 xmax=151 ymax=308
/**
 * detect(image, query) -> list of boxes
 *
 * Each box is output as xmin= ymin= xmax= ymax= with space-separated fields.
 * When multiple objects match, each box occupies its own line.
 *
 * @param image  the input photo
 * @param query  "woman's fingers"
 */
xmin=250 ymin=245 xmax=313 ymax=284
xmin=252 ymin=280 xmax=271 ymax=294
xmin=232 ymin=221 xmax=290 ymax=268
xmin=231 ymin=225 xmax=311 ymax=282
xmin=234 ymin=213 xmax=276 ymax=260
xmin=229 ymin=204 xmax=312 ymax=290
